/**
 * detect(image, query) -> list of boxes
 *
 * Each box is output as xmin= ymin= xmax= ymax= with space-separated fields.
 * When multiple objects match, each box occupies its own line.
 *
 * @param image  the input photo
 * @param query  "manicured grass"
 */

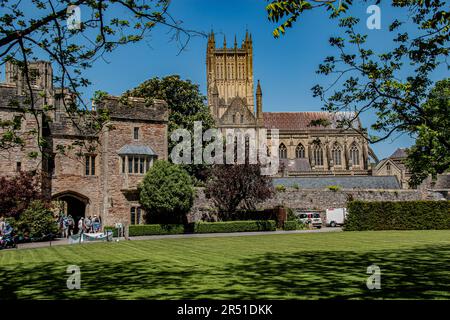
xmin=1 ymin=230 xmax=449 ymax=299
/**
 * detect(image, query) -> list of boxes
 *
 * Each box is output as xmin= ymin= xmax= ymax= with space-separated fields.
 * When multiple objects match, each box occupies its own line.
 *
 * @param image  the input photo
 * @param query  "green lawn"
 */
xmin=1 ymin=230 xmax=449 ymax=299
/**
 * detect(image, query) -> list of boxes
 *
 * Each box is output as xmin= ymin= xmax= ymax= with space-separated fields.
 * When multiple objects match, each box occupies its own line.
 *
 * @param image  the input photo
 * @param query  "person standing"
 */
xmin=62 ymin=216 xmax=69 ymax=238
xmin=78 ymin=217 xmax=84 ymax=235
xmin=0 ymin=217 xmax=6 ymax=236
xmin=93 ymin=215 xmax=100 ymax=233
xmin=67 ymin=215 xmax=74 ymax=237
xmin=84 ymin=216 xmax=91 ymax=234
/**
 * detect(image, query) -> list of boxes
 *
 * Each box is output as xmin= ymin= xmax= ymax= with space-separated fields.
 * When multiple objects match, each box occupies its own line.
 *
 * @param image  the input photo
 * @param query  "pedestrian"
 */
xmin=62 ymin=216 xmax=69 ymax=238
xmin=93 ymin=215 xmax=100 ymax=233
xmin=0 ymin=217 xmax=5 ymax=236
xmin=78 ymin=217 xmax=84 ymax=235
xmin=98 ymin=215 xmax=102 ymax=232
xmin=84 ymin=216 xmax=91 ymax=233
xmin=67 ymin=215 xmax=74 ymax=237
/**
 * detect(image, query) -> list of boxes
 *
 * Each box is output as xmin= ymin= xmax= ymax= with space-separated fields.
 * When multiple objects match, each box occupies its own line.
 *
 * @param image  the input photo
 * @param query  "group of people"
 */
xmin=57 ymin=214 xmax=102 ymax=238
xmin=57 ymin=214 xmax=75 ymax=238
xmin=77 ymin=215 xmax=102 ymax=234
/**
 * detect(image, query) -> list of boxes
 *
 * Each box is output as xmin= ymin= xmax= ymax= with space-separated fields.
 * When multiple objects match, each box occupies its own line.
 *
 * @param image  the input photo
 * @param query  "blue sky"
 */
xmin=4 ymin=0 xmax=449 ymax=159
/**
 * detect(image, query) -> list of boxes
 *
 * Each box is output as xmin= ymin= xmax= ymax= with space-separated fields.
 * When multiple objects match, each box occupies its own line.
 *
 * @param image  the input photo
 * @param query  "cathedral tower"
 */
xmin=206 ymin=30 xmax=255 ymax=120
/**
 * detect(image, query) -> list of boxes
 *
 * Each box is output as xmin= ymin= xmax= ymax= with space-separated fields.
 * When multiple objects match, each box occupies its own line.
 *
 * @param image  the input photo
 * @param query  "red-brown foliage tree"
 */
xmin=0 ymin=171 xmax=47 ymax=218
xmin=205 ymin=164 xmax=274 ymax=220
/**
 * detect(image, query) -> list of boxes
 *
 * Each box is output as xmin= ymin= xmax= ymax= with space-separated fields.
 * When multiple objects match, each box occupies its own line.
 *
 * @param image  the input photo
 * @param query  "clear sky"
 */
xmin=4 ymin=0 xmax=449 ymax=159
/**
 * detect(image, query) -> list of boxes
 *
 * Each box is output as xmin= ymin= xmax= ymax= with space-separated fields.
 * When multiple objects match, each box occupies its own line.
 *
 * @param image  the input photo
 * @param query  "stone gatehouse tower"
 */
xmin=0 ymin=61 xmax=168 ymax=228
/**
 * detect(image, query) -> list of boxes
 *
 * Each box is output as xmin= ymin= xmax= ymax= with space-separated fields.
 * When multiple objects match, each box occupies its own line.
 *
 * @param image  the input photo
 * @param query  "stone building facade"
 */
xmin=373 ymin=148 xmax=411 ymax=189
xmin=206 ymin=31 xmax=379 ymax=177
xmin=0 ymin=61 xmax=168 ymax=228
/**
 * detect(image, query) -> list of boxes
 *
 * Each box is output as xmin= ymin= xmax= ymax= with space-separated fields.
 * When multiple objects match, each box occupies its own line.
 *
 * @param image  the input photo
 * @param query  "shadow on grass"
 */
xmin=1 ymin=244 xmax=449 ymax=299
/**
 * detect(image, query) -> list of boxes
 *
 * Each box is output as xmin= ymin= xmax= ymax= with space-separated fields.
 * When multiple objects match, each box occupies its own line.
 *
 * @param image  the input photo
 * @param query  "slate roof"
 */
xmin=433 ymin=174 xmax=450 ymax=190
xmin=117 ymin=145 xmax=157 ymax=156
xmin=272 ymin=176 xmax=401 ymax=189
xmin=263 ymin=111 xmax=360 ymax=131
xmin=389 ymin=148 xmax=408 ymax=159
xmin=97 ymin=96 xmax=168 ymax=122
xmin=280 ymin=159 xmax=311 ymax=172
xmin=375 ymin=148 xmax=409 ymax=172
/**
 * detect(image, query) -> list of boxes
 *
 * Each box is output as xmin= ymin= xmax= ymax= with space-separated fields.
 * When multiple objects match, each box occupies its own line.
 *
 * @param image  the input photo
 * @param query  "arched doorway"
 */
xmin=53 ymin=191 xmax=89 ymax=235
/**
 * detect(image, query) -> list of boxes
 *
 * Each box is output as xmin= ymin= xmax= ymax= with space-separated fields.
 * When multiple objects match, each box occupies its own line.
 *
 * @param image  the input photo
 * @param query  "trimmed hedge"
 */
xmin=129 ymin=224 xmax=185 ymax=236
xmin=104 ymin=226 xmax=118 ymax=237
xmin=345 ymin=200 xmax=450 ymax=231
xmin=105 ymin=224 xmax=185 ymax=236
xmin=222 ymin=209 xmax=275 ymax=221
xmin=283 ymin=220 xmax=301 ymax=231
xmin=194 ymin=220 xmax=276 ymax=233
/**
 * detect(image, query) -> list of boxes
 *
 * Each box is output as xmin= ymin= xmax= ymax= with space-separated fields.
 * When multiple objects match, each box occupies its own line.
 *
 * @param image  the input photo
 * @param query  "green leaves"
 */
xmin=406 ymin=78 xmax=450 ymax=186
xmin=307 ymin=0 xmax=448 ymax=188
xmin=139 ymin=160 xmax=194 ymax=224
xmin=266 ymin=0 xmax=352 ymax=38
xmin=124 ymin=75 xmax=216 ymax=181
xmin=0 ymin=0 xmax=196 ymax=154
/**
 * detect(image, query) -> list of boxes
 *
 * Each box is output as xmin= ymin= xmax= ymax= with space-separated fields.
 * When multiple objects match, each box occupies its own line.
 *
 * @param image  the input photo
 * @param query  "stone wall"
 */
xmin=0 ymin=99 xmax=43 ymax=175
xmin=188 ymin=187 xmax=445 ymax=222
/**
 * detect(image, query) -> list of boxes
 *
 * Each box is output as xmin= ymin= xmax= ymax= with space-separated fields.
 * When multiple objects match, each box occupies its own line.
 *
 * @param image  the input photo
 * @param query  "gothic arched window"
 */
xmin=313 ymin=145 xmax=324 ymax=166
xmin=350 ymin=143 xmax=360 ymax=166
xmin=386 ymin=162 xmax=391 ymax=175
xmin=295 ymin=143 xmax=305 ymax=158
xmin=279 ymin=143 xmax=287 ymax=159
xmin=244 ymin=136 xmax=250 ymax=163
xmin=331 ymin=143 xmax=342 ymax=166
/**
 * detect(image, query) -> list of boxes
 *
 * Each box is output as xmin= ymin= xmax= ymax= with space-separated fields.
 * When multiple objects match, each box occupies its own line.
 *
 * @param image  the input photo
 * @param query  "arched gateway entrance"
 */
xmin=53 ymin=191 xmax=89 ymax=235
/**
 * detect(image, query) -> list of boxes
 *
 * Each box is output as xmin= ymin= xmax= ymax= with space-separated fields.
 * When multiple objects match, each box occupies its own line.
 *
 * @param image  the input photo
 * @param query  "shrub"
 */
xmin=139 ymin=160 xmax=194 ymax=224
xmin=104 ymin=224 xmax=185 ymax=236
xmin=275 ymin=185 xmax=286 ymax=192
xmin=223 ymin=209 xmax=275 ymax=221
xmin=327 ymin=185 xmax=341 ymax=192
xmin=14 ymin=200 xmax=58 ymax=240
xmin=345 ymin=200 xmax=450 ymax=231
xmin=194 ymin=220 xmax=276 ymax=233
xmin=283 ymin=220 xmax=301 ymax=230
xmin=104 ymin=226 xmax=118 ymax=237
xmin=129 ymin=224 xmax=184 ymax=236
xmin=286 ymin=207 xmax=297 ymax=221
xmin=292 ymin=183 xmax=300 ymax=190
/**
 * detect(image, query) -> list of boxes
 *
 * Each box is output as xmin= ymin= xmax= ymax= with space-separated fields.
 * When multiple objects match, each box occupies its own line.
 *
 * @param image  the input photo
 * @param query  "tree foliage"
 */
xmin=124 ymin=75 xmax=215 ymax=181
xmin=14 ymin=200 xmax=58 ymax=240
xmin=266 ymin=0 xmax=353 ymax=37
xmin=405 ymin=78 xmax=450 ymax=187
xmin=0 ymin=0 xmax=202 ymax=154
xmin=266 ymin=0 xmax=449 ymax=184
xmin=205 ymin=164 xmax=274 ymax=220
xmin=139 ymin=160 xmax=194 ymax=224
xmin=0 ymin=171 xmax=48 ymax=218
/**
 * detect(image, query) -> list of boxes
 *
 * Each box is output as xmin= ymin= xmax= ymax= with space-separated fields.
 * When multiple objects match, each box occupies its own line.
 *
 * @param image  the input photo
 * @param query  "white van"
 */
xmin=298 ymin=213 xmax=323 ymax=229
xmin=326 ymin=208 xmax=347 ymax=227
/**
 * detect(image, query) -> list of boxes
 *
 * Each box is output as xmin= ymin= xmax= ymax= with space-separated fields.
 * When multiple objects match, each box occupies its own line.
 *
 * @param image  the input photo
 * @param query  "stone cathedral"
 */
xmin=206 ymin=31 xmax=378 ymax=177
